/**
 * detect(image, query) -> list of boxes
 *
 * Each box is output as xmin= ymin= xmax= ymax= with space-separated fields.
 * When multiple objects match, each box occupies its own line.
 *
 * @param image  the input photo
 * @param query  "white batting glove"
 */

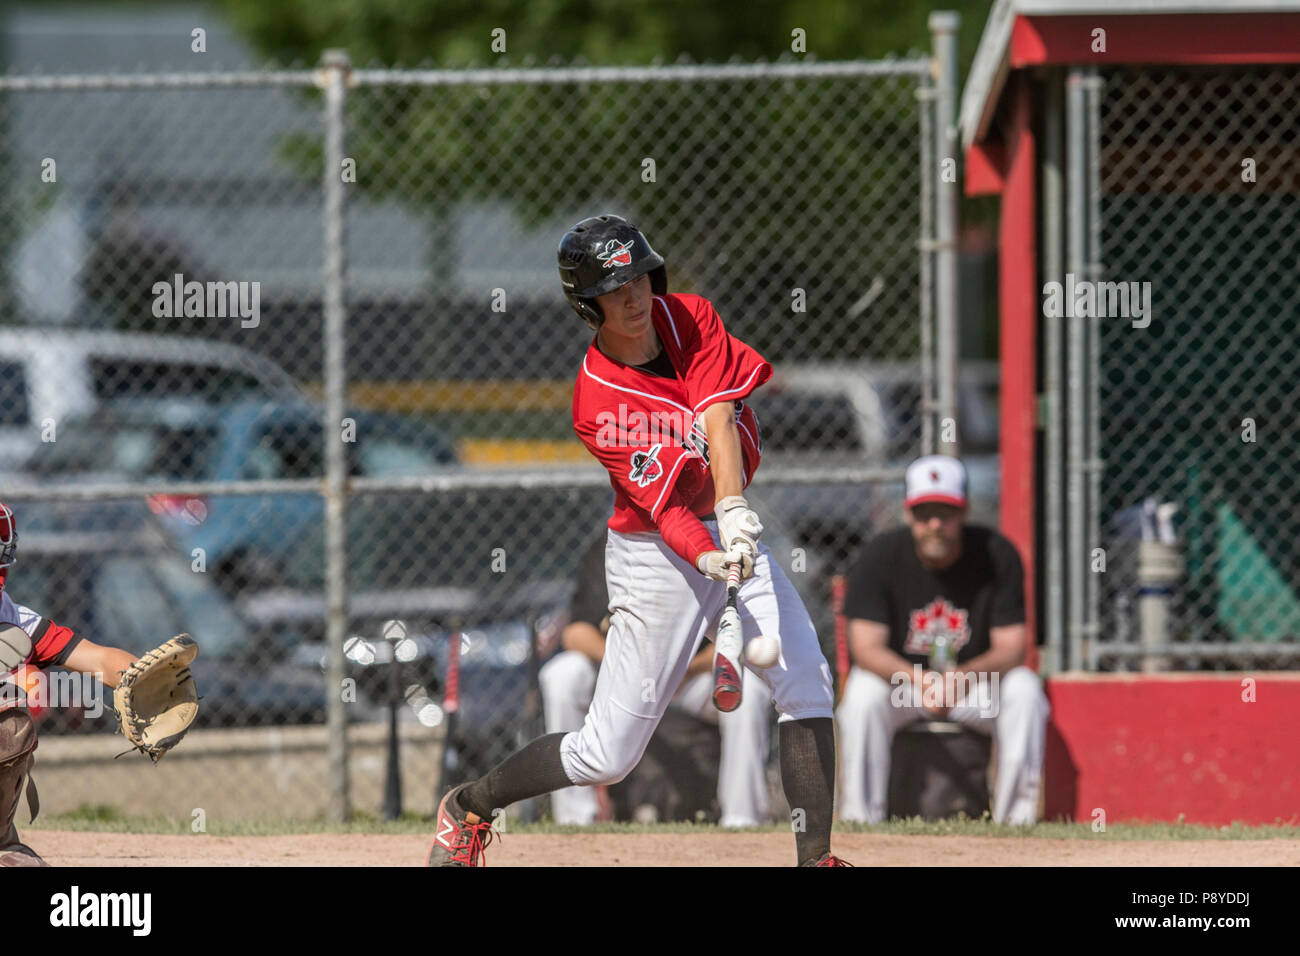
xmin=696 ymin=548 xmax=755 ymax=583
xmin=715 ymin=495 xmax=763 ymax=558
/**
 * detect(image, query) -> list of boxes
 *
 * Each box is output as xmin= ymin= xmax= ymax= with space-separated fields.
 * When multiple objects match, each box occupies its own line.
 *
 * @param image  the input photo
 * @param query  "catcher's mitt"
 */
xmin=113 ymin=634 xmax=199 ymax=763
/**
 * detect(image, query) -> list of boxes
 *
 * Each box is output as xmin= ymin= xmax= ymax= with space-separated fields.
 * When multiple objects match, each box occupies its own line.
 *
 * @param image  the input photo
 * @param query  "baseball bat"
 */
xmin=435 ymin=628 xmax=462 ymax=802
xmin=712 ymin=562 xmax=744 ymax=712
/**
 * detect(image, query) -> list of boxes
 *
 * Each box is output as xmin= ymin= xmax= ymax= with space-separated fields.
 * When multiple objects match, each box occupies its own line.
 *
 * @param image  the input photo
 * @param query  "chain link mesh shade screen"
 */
xmin=0 ymin=58 xmax=939 ymax=818
xmin=1095 ymin=65 xmax=1300 ymax=669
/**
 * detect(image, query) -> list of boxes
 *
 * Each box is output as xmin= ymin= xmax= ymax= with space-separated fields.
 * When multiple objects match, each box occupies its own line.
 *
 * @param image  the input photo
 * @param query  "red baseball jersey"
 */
xmin=1 ymin=590 xmax=81 ymax=674
xmin=573 ymin=293 xmax=771 ymax=565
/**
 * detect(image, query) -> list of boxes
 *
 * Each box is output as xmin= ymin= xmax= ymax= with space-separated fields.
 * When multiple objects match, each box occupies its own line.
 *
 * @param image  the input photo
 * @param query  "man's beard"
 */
xmin=919 ymin=535 xmax=952 ymax=560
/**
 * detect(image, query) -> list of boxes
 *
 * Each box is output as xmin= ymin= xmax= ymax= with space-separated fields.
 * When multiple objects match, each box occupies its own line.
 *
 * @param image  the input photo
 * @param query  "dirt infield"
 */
xmin=27 ymin=830 xmax=1300 ymax=866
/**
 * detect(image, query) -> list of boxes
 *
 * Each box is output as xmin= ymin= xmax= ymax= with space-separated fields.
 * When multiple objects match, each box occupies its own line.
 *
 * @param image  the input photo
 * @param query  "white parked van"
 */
xmin=0 ymin=328 xmax=302 ymax=469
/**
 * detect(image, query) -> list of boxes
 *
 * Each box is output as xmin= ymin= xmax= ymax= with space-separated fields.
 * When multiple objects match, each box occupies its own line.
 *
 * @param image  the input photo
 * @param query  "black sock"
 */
xmin=780 ymin=717 xmax=836 ymax=865
xmin=458 ymin=732 xmax=575 ymax=820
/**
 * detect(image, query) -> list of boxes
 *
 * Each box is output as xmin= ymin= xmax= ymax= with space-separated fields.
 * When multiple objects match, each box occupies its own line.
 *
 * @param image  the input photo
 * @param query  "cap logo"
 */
xmin=597 ymin=239 xmax=634 ymax=269
xmin=930 ymin=469 xmax=940 ymax=482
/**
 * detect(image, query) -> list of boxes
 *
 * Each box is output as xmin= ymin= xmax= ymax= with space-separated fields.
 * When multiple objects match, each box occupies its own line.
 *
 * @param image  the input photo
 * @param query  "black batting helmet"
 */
xmin=557 ymin=215 xmax=667 ymax=330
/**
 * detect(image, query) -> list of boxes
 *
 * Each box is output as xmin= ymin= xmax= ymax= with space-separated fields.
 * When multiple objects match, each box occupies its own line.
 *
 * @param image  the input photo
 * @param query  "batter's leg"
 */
xmin=455 ymin=530 xmax=718 ymax=824
xmin=537 ymin=650 xmax=600 ymax=824
xmin=730 ymin=545 xmax=840 ymax=863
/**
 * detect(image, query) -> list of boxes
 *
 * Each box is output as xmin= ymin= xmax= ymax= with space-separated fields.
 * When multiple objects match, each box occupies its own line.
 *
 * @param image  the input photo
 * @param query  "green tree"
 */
xmin=221 ymin=0 xmax=992 ymax=70
xmin=222 ymin=0 xmax=993 ymax=364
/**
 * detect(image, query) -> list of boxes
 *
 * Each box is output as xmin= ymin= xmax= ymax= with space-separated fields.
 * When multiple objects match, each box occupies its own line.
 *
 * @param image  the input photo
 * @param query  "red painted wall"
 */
xmin=1044 ymin=674 xmax=1300 ymax=826
xmin=997 ymin=77 xmax=1039 ymax=673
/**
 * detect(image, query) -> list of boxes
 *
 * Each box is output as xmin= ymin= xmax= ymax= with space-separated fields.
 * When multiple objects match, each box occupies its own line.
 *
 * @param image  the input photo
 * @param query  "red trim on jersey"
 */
xmin=31 ymin=620 xmax=79 ymax=669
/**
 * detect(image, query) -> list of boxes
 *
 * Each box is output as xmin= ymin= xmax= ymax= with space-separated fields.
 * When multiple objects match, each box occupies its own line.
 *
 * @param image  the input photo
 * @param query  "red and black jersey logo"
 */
xmin=597 ymin=239 xmax=634 ymax=269
xmin=629 ymin=443 xmax=665 ymax=488
xmin=902 ymin=597 xmax=971 ymax=656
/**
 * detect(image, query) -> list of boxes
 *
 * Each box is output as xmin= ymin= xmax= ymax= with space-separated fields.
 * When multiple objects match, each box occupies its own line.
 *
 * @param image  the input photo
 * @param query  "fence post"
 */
xmin=321 ymin=48 xmax=352 ymax=822
xmin=1084 ymin=68 xmax=1104 ymax=671
xmin=917 ymin=72 xmax=936 ymax=454
xmin=1066 ymin=68 xmax=1088 ymax=672
xmin=929 ymin=11 xmax=960 ymax=456
xmin=1041 ymin=73 xmax=1065 ymax=676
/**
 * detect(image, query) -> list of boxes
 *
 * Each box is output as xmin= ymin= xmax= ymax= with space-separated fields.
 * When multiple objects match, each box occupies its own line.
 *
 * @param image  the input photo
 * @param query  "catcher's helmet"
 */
xmin=0 ymin=502 xmax=15 ymax=591
xmin=558 ymin=214 xmax=667 ymax=330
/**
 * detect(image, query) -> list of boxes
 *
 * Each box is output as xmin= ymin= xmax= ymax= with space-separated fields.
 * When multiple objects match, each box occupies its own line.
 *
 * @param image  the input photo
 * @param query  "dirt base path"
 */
xmin=26 ymin=830 xmax=1300 ymax=867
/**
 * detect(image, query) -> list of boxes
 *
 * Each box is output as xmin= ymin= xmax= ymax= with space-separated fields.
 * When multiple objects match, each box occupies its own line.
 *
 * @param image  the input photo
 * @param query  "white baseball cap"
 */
xmin=904 ymin=455 xmax=968 ymax=508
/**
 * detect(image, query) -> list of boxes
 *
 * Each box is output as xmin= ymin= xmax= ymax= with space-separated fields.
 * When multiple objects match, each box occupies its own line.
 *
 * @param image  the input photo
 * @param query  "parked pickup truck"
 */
xmin=745 ymin=360 xmax=1000 ymax=568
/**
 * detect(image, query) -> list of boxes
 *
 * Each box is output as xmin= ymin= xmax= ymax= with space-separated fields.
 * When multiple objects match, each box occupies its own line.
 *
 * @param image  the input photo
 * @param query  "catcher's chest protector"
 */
xmin=0 ymin=707 xmax=38 ymax=845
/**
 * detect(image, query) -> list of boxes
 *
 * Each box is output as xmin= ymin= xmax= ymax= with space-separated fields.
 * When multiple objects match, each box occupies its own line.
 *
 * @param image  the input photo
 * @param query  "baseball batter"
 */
xmin=428 ymin=215 xmax=847 ymax=866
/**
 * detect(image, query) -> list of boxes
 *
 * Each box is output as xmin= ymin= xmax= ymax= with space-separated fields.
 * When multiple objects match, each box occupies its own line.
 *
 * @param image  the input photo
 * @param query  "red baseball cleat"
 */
xmin=803 ymin=851 xmax=854 ymax=867
xmin=426 ymin=784 xmax=496 ymax=867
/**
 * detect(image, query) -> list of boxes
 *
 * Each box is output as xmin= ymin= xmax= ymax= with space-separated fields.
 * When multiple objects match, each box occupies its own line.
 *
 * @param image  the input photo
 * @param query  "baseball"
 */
xmin=745 ymin=635 xmax=780 ymax=668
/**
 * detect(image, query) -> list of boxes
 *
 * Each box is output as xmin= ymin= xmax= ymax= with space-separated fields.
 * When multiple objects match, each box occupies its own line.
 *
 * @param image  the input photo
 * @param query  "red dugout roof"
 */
xmin=961 ymin=0 xmax=1300 ymax=168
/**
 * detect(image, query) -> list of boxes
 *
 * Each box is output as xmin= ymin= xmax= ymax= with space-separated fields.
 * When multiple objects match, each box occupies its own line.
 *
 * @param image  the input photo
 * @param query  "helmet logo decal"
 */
xmin=629 ymin=443 xmax=665 ymax=488
xmin=597 ymin=239 xmax=634 ymax=269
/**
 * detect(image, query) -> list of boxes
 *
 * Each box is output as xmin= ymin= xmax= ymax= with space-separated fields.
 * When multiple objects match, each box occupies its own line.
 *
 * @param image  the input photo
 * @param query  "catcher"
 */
xmin=0 ymin=500 xmax=199 ymax=867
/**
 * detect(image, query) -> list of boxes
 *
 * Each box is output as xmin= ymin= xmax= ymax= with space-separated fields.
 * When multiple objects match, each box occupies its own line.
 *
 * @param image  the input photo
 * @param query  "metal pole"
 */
xmin=321 ymin=48 xmax=351 ymax=822
xmin=1085 ymin=68 xmax=1105 ymax=671
xmin=1041 ymin=73 xmax=1065 ymax=677
xmin=929 ymin=11 xmax=960 ymax=457
xmin=1066 ymin=70 xmax=1087 ymax=672
xmin=383 ymin=633 xmax=403 ymax=820
xmin=917 ymin=75 xmax=936 ymax=454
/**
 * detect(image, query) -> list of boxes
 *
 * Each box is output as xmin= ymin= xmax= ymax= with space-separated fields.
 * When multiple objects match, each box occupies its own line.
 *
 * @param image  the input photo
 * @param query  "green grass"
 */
xmin=26 ymin=806 xmax=1299 ymax=840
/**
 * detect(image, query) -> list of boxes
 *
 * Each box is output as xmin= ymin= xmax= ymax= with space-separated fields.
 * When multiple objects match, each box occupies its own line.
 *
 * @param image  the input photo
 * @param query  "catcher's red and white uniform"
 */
xmin=1 ymin=592 xmax=82 ymax=676
xmin=557 ymin=293 xmax=834 ymax=792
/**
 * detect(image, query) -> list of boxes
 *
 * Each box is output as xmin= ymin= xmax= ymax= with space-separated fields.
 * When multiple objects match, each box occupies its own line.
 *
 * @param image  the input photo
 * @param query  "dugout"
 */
xmin=961 ymin=0 xmax=1300 ymax=823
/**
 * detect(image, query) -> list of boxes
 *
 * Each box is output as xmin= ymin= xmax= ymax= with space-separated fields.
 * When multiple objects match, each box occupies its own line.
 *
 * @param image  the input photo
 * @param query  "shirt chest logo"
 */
xmin=903 ymin=598 xmax=971 ymax=656
xmin=629 ymin=443 xmax=665 ymax=487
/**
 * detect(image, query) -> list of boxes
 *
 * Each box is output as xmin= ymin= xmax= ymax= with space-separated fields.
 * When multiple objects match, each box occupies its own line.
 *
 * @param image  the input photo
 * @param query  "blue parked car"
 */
xmin=20 ymin=397 xmax=459 ymax=593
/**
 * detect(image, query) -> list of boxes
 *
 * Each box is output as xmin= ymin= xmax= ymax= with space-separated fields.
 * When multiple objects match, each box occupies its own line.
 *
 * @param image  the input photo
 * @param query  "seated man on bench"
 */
xmin=836 ymin=455 xmax=1050 ymax=824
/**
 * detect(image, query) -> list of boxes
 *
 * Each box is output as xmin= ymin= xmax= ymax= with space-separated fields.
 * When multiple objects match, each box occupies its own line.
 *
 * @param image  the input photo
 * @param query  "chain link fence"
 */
xmin=0 ymin=52 xmax=947 ymax=822
xmin=1078 ymin=65 xmax=1300 ymax=670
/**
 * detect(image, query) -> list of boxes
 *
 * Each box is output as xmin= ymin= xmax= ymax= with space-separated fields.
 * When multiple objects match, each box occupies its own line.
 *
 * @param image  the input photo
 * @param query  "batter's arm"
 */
xmin=62 ymin=640 xmax=138 ymax=689
xmin=699 ymin=400 xmax=745 ymax=501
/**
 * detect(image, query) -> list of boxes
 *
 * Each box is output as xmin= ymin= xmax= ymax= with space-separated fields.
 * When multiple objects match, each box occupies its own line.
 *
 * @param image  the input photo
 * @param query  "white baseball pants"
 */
xmin=836 ymin=665 xmax=1050 ymax=824
xmin=553 ymin=528 xmax=834 ymax=820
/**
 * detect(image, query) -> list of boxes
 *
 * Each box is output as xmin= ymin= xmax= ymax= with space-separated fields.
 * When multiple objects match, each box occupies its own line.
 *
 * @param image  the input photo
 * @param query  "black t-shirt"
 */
xmin=842 ymin=525 xmax=1025 ymax=666
xmin=569 ymin=530 xmax=611 ymax=631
